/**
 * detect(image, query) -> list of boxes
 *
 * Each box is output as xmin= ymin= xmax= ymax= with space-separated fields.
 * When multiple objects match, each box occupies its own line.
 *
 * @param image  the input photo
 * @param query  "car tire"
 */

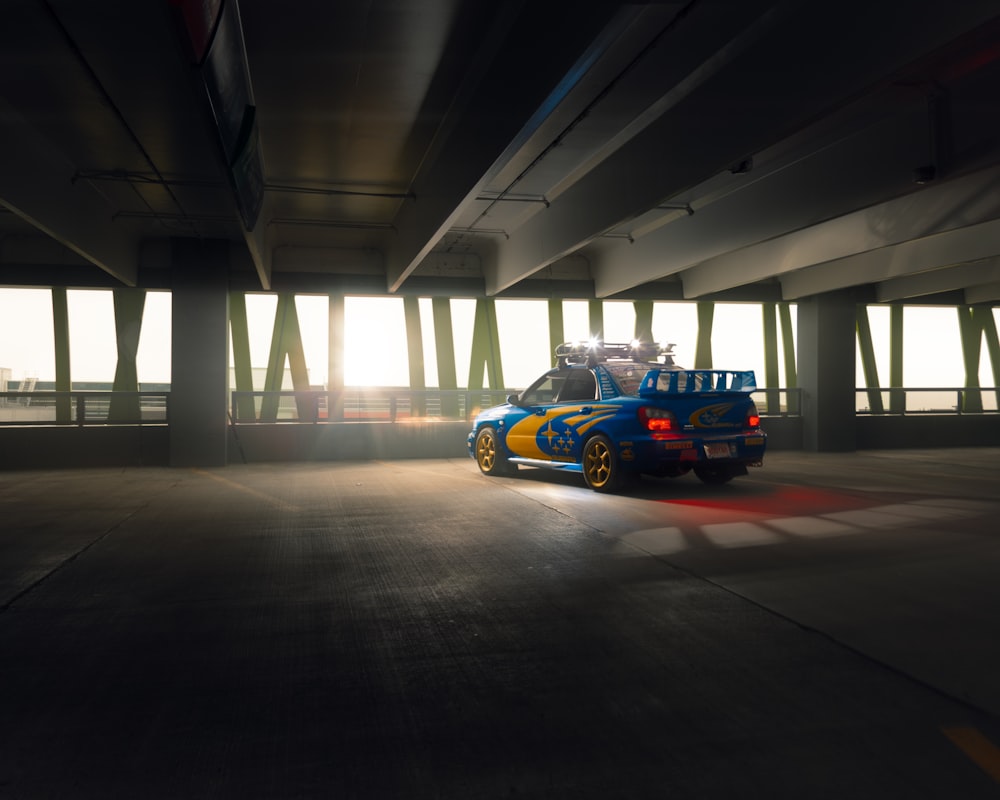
xmin=582 ymin=434 xmax=624 ymax=493
xmin=693 ymin=464 xmax=735 ymax=485
xmin=475 ymin=427 xmax=514 ymax=477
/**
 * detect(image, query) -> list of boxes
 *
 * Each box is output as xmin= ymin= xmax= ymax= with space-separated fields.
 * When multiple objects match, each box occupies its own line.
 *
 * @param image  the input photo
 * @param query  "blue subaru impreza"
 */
xmin=468 ymin=341 xmax=766 ymax=492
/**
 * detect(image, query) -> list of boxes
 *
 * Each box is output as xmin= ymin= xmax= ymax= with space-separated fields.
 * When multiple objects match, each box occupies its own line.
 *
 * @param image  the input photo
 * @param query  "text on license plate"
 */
xmin=704 ymin=442 xmax=733 ymax=459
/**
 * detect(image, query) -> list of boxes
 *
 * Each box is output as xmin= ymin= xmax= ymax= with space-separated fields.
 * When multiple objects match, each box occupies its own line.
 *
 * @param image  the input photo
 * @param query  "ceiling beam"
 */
xmin=876 ymin=258 xmax=1000 ymax=302
xmin=965 ymin=282 xmax=1000 ymax=304
xmin=486 ymin=0 xmax=780 ymax=295
xmin=0 ymin=98 xmax=139 ymax=285
xmin=590 ymin=105 xmax=928 ymax=297
xmin=680 ymin=163 xmax=1000 ymax=298
xmin=384 ymin=1 xmax=627 ymax=293
xmin=485 ymin=0 xmax=1000 ymax=297
xmin=779 ymin=215 xmax=1000 ymax=300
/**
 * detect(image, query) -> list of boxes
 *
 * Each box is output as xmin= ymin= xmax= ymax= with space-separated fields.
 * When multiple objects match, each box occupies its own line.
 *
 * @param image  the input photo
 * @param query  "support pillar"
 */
xmin=547 ymin=299 xmax=564 ymax=366
xmin=797 ymin=290 xmax=857 ymax=452
xmin=170 ymin=239 xmax=230 ymax=467
xmin=633 ymin=300 xmax=653 ymax=342
xmin=51 ymin=287 xmax=72 ymax=423
xmin=694 ymin=302 xmax=714 ymax=369
xmin=328 ymin=293 xmax=345 ymax=420
xmin=588 ymin=300 xmax=604 ymax=341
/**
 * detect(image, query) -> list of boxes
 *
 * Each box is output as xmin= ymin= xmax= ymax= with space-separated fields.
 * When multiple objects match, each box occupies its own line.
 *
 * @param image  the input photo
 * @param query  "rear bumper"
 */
xmin=619 ymin=433 xmax=766 ymax=470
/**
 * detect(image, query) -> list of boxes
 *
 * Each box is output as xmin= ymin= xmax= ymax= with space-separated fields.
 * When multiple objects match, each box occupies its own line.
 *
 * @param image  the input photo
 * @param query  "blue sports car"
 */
xmin=468 ymin=341 xmax=766 ymax=492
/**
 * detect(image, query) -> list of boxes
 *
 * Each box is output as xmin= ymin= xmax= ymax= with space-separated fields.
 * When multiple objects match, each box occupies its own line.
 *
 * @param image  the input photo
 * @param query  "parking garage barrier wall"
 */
xmin=4 ymin=387 xmax=1000 ymax=469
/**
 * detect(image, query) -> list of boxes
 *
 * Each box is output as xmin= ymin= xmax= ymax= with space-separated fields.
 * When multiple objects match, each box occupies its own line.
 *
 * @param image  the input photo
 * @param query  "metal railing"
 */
xmin=230 ymin=389 xmax=512 ymax=423
xmin=6 ymin=386 xmax=996 ymax=427
xmin=0 ymin=391 xmax=169 ymax=425
xmin=753 ymin=388 xmax=801 ymax=417
xmin=229 ymin=387 xmax=807 ymax=423
xmin=856 ymin=387 xmax=1000 ymax=414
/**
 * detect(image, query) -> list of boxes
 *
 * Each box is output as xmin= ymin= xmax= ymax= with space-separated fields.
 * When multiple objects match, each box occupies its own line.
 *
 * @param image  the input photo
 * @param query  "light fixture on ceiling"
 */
xmin=729 ymin=156 xmax=753 ymax=175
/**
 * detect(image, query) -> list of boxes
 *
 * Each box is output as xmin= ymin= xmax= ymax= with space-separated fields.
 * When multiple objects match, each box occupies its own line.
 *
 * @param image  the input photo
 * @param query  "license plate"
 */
xmin=704 ymin=442 xmax=732 ymax=459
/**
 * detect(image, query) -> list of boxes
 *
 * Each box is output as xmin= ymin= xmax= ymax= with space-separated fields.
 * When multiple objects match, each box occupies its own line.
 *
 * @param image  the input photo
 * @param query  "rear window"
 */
xmin=603 ymin=364 xmax=650 ymax=396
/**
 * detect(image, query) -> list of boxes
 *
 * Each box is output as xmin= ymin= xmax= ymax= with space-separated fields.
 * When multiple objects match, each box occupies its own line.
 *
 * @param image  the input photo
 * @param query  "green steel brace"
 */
xmin=229 ymin=292 xmax=256 ymax=421
xmin=403 ymin=296 xmax=426 ymax=416
xmin=327 ymin=293 xmax=345 ymax=420
xmin=957 ymin=305 xmax=1000 ymax=412
xmin=694 ymin=302 xmax=714 ymax=369
xmin=856 ymin=305 xmax=883 ymax=414
xmin=957 ymin=305 xmax=983 ymax=412
xmin=588 ymin=299 xmax=604 ymax=342
xmin=262 ymin=294 xmax=312 ymax=421
xmin=548 ymin=299 xmax=564 ymax=368
xmin=889 ymin=305 xmax=904 ymax=413
xmin=979 ymin=307 xmax=1000 ymax=410
xmin=51 ymin=288 xmax=72 ymax=423
xmin=468 ymin=298 xmax=504 ymax=392
xmin=433 ymin=297 xmax=460 ymax=417
xmin=762 ymin=303 xmax=780 ymax=415
xmin=110 ymin=289 xmax=146 ymax=422
xmin=779 ymin=303 xmax=798 ymax=413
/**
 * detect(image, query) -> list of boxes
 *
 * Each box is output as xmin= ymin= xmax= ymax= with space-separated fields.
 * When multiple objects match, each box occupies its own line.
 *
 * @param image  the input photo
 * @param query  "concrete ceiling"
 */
xmin=1 ymin=0 xmax=1000 ymax=306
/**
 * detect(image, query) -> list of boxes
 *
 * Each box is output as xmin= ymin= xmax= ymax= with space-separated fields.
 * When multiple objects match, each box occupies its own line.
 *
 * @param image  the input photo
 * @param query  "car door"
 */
xmin=505 ymin=368 xmax=599 ymax=462
xmin=503 ymin=369 xmax=564 ymax=460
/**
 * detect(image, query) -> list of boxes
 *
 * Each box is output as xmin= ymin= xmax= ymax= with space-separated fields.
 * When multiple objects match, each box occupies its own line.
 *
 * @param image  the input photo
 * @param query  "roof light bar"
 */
xmin=554 ymin=340 xmax=676 ymax=367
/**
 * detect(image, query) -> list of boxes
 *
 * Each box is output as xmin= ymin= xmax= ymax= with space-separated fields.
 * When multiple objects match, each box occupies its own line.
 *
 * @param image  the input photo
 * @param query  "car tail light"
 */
xmin=745 ymin=403 xmax=761 ymax=429
xmin=639 ymin=406 xmax=676 ymax=432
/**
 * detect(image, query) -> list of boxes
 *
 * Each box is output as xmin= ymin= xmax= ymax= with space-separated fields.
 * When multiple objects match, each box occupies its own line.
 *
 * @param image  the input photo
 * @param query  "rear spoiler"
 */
xmin=638 ymin=369 xmax=757 ymax=396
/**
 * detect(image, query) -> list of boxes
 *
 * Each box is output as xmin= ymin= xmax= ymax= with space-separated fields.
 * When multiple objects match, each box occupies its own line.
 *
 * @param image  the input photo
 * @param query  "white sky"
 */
xmin=0 ymin=288 xmax=997 ymax=389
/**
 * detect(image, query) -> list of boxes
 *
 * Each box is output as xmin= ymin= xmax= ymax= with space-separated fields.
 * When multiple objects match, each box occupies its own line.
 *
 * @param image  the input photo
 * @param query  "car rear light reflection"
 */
xmin=639 ymin=406 xmax=676 ymax=431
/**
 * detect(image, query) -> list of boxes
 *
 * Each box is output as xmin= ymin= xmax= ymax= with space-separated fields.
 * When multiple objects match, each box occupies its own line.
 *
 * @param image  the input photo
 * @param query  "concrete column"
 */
xmin=169 ymin=239 xmax=230 ymax=467
xmin=797 ymin=290 xmax=857 ymax=452
xmin=51 ymin=287 xmax=72 ymax=422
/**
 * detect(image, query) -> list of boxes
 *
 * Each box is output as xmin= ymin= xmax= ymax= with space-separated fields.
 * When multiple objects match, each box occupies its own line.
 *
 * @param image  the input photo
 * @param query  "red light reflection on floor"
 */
xmin=659 ymin=485 xmax=881 ymax=517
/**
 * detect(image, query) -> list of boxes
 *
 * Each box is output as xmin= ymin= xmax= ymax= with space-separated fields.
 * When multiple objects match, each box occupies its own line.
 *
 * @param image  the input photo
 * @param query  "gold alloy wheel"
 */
xmin=476 ymin=429 xmax=497 ymax=472
xmin=584 ymin=437 xmax=612 ymax=488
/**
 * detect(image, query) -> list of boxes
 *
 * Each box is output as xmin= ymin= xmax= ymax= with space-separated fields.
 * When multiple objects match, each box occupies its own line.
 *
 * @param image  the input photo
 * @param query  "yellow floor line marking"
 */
xmin=191 ymin=469 xmax=300 ymax=512
xmin=942 ymin=726 xmax=1000 ymax=783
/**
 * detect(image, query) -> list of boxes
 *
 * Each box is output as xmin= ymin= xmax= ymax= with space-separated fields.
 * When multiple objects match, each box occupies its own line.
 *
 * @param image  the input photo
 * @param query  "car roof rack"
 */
xmin=554 ymin=340 xmax=676 ymax=367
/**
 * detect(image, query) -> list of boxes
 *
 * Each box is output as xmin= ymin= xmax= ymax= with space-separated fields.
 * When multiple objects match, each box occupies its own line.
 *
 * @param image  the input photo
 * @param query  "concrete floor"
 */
xmin=1 ymin=449 xmax=999 ymax=798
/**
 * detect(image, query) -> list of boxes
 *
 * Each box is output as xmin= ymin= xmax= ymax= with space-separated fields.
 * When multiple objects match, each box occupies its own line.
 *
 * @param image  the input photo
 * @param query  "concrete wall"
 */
xmin=227 ymin=421 xmax=472 ymax=463
xmin=1 ymin=415 xmax=998 ymax=470
xmin=856 ymin=414 xmax=1000 ymax=449
xmin=0 ymin=426 xmax=170 ymax=469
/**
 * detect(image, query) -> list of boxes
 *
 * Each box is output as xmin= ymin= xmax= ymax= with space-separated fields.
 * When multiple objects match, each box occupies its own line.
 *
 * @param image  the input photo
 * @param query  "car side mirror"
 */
xmin=506 ymin=393 xmax=522 ymax=406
